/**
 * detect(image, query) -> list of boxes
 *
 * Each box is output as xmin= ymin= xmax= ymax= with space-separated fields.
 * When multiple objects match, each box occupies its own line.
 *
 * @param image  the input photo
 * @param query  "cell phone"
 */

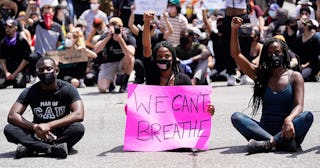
xmin=114 ymin=26 xmax=121 ymax=34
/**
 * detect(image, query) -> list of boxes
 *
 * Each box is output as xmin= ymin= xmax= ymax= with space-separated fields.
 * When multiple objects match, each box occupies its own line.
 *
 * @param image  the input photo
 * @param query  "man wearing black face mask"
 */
xmin=175 ymin=28 xmax=211 ymax=85
xmin=3 ymin=57 xmax=85 ymax=159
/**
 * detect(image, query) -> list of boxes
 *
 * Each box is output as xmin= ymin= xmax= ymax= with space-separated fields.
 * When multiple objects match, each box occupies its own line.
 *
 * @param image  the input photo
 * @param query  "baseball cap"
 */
xmin=109 ymin=17 xmax=123 ymax=27
xmin=169 ymin=0 xmax=180 ymax=5
xmin=298 ymin=0 xmax=312 ymax=6
xmin=5 ymin=19 xmax=18 ymax=27
xmin=269 ymin=3 xmax=280 ymax=11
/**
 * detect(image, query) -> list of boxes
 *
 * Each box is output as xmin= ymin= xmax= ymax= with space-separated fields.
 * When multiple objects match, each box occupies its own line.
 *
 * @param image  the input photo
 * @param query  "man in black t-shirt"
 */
xmin=3 ymin=57 xmax=85 ymax=159
xmin=0 ymin=19 xmax=30 ymax=89
xmin=94 ymin=17 xmax=136 ymax=93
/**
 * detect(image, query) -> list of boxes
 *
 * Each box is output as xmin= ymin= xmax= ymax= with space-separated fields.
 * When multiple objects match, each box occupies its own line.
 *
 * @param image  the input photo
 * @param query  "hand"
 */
xmin=180 ymin=58 xmax=193 ymax=65
xmin=231 ymin=17 xmax=243 ymax=30
xmin=281 ymin=119 xmax=295 ymax=139
xmin=207 ymin=104 xmax=215 ymax=116
xmin=143 ymin=10 xmax=155 ymax=22
xmin=163 ymin=12 xmax=169 ymax=19
xmin=130 ymin=4 xmax=135 ymax=12
xmin=5 ymin=72 xmax=13 ymax=80
xmin=33 ymin=123 xmax=51 ymax=140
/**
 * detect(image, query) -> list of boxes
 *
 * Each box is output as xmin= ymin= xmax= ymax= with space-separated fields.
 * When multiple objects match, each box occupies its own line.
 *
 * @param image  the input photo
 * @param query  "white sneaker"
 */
xmin=240 ymin=75 xmax=254 ymax=85
xmin=227 ymin=74 xmax=236 ymax=86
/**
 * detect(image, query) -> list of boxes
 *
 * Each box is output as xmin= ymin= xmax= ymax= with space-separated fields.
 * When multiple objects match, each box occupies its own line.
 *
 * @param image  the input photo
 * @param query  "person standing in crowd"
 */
xmin=159 ymin=0 xmax=187 ymax=47
xmin=142 ymin=10 xmax=192 ymax=86
xmin=175 ymin=28 xmax=211 ymax=85
xmin=230 ymin=17 xmax=313 ymax=154
xmin=112 ymin=0 xmax=134 ymax=28
xmin=3 ymin=56 xmax=85 ymax=159
xmin=222 ymin=0 xmax=249 ymax=86
xmin=24 ymin=2 xmax=64 ymax=83
xmin=94 ymin=17 xmax=136 ymax=93
xmin=79 ymin=0 xmax=109 ymax=38
xmin=53 ymin=4 xmax=74 ymax=37
xmin=0 ymin=19 xmax=30 ymax=89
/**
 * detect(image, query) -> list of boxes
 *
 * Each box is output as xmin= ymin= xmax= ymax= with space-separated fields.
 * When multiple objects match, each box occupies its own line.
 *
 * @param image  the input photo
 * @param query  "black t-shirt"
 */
xmin=98 ymin=32 xmax=136 ymax=63
xmin=0 ymin=33 xmax=31 ymax=72
xmin=16 ymin=80 xmax=81 ymax=123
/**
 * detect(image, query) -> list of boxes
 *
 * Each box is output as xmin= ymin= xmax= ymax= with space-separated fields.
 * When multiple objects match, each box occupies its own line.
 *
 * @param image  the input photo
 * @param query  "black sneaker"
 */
xmin=108 ymin=82 xmax=115 ymax=93
xmin=48 ymin=143 xmax=68 ymax=159
xmin=15 ymin=144 xmax=33 ymax=159
xmin=247 ymin=139 xmax=272 ymax=154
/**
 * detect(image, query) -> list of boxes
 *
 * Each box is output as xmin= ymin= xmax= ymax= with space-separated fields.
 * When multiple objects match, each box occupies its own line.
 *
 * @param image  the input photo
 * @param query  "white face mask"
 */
xmin=90 ymin=4 xmax=99 ymax=11
xmin=268 ymin=10 xmax=277 ymax=18
xmin=65 ymin=39 xmax=74 ymax=47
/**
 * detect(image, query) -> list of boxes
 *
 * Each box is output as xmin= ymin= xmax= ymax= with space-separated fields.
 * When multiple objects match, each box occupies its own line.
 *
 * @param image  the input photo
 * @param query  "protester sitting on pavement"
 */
xmin=230 ymin=17 xmax=313 ymax=154
xmin=142 ymin=10 xmax=192 ymax=86
xmin=0 ymin=19 xmax=31 ymax=89
xmin=94 ymin=17 xmax=136 ymax=93
xmin=57 ymin=30 xmax=97 ymax=88
xmin=285 ymin=17 xmax=320 ymax=81
xmin=175 ymin=28 xmax=211 ymax=85
xmin=128 ymin=5 xmax=170 ymax=84
xmin=3 ymin=56 xmax=85 ymax=159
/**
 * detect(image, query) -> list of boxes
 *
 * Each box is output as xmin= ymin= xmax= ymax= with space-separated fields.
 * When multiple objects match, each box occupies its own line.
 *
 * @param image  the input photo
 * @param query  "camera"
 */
xmin=114 ymin=26 xmax=121 ymax=34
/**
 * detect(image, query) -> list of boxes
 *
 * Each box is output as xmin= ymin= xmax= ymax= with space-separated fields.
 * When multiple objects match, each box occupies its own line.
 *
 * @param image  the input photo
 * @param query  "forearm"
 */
xmin=142 ymin=21 xmax=152 ymax=57
xmin=8 ymin=113 xmax=35 ymax=131
xmin=0 ymin=59 xmax=9 ymax=73
xmin=47 ymin=111 xmax=84 ymax=130
xmin=285 ymin=105 xmax=304 ymax=122
xmin=94 ymin=37 xmax=110 ymax=53
xmin=193 ymin=50 xmax=210 ymax=61
xmin=118 ymin=37 xmax=135 ymax=57
xmin=13 ymin=59 xmax=28 ymax=76
xmin=129 ymin=12 xmax=139 ymax=36
xmin=230 ymin=28 xmax=241 ymax=58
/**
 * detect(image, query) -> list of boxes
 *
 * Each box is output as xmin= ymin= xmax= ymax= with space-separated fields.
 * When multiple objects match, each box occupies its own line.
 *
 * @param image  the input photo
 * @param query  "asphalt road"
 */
xmin=0 ymin=80 xmax=319 ymax=168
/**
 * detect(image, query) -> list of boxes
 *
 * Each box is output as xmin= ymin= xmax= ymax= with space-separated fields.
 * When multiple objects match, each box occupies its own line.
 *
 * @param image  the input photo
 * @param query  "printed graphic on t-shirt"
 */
xmin=33 ymin=101 xmax=66 ymax=120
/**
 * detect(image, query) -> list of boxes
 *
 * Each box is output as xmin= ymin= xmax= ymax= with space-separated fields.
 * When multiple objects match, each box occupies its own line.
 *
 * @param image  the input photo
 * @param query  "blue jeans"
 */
xmin=231 ymin=111 xmax=313 ymax=148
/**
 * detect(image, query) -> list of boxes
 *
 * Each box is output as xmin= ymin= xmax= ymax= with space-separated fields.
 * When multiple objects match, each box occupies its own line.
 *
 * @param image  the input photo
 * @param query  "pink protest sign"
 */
xmin=124 ymin=84 xmax=212 ymax=151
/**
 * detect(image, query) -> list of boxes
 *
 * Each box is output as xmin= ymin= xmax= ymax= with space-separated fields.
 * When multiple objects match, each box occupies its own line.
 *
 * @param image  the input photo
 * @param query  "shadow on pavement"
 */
xmin=0 ymin=151 xmax=15 ymax=158
xmin=208 ymin=145 xmax=248 ymax=154
xmin=286 ymin=146 xmax=320 ymax=158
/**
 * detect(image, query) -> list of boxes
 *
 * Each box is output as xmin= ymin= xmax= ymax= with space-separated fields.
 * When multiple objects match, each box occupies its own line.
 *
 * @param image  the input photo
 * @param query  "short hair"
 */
xmin=36 ymin=56 xmax=57 ymax=69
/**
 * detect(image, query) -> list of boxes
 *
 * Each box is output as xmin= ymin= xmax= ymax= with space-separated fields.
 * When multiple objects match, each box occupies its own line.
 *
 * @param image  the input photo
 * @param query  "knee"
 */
xmin=303 ymin=111 xmax=314 ymax=126
xmin=3 ymin=124 xmax=17 ymax=138
xmin=231 ymin=112 xmax=244 ymax=125
xmin=70 ymin=123 xmax=85 ymax=138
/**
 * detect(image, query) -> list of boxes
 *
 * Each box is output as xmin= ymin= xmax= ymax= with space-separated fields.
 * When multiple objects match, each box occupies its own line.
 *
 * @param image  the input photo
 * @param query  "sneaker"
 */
xmin=227 ymin=75 xmax=236 ymax=86
xmin=240 ymin=75 xmax=254 ymax=85
xmin=15 ymin=144 xmax=33 ymax=159
xmin=48 ymin=143 xmax=68 ymax=159
xmin=247 ymin=139 xmax=272 ymax=154
xmin=79 ymin=82 xmax=86 ymax=88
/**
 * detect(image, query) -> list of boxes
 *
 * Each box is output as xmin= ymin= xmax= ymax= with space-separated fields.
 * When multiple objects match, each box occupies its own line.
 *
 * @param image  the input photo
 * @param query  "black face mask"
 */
xmin=179 ymin=37 xmax=189 ymax=46
xmin=270 ymin=53 xmax=283 ymax=68
xmin=38 ymin=72 xmax=55 ymax=85
xmin=156 ymin=59 xmax=171 ymax=71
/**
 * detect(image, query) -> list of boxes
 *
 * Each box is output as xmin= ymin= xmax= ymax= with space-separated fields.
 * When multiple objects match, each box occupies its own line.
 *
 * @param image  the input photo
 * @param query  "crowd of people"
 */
xmin=0 ymin=0 xmax=319 ymax=159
